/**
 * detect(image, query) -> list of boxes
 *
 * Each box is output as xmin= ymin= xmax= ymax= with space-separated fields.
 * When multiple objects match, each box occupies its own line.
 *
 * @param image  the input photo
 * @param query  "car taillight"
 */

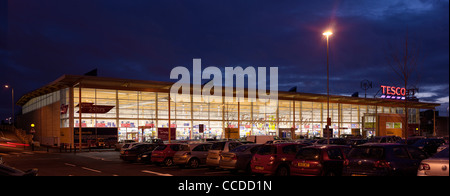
xmin=124 ymin=151 xmax=129 ymax=155
xmin=374 ymin=160 xmax=391 ymax=168
xmin=419 ymin=163 xmax=430 ymax=171
xmin=231 ymin=154 xmax=237 ymax=160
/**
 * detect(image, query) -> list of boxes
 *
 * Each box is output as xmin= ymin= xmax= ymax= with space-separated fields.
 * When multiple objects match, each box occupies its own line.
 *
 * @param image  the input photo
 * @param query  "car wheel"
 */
xmin=164 ymin=158 xmax=173 ymax=167
xmin=276 ymin=166 xmax=290 ymax=176
xmin=188 ymin=158 xmax=199 ymax=169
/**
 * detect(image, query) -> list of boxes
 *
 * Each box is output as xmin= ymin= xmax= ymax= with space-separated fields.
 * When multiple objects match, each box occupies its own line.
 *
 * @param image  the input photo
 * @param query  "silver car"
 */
xmin=219 ymin=144 xmax=262 ymax=173
xmin=418 ymin=148 xmax=449 ymax=176
xmin=206 ymin=141 xmax=242 ymax=168
xmin=115 ymin=140 xmax=137 ymax=151
xmin=173 ymin=143 xmax=212 ymax=168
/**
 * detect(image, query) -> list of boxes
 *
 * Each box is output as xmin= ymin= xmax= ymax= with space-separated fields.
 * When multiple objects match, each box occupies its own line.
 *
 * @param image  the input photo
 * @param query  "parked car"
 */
xmin=0 ymin=157 xmax=38 ymax=176
xmin=411 ymin=138 xmax=445 ymax=155
xmin=417 ymin=147 xmax=449 ymax=176
xmin=246 ymin=135 xmax=281 ymax=144
xmin=115 ymin=140 xmax=137 ymax=151
xmin=120 ymin=143 xmax=159 ymax=162
xmin=343 ymin=143 xmax=428 ymax=176
xmin=206 ymin=141 xmax=242 ymax=169
xmin=347 ymin=139 xmax=368 ymax=147
xmin=173 ymin=143 xmax=212 ymax=168
xmin=406 ymin=136 xmax=426 ymax=145
xmin=96 ymin=138 xmax=106 ymax=148
xmin=314 ymin=138 xmax=348 ymax=145
xmin=219 ymin=144 xmax=262 ymax=173
xmin=437 ymin=144 xmax=448 ymax=153
xmin=251 ymin=143 xmax=306 ymax=176
xmin=290 ymin=145 xmax=350 ymax=176
xmin=137 ymin=150 xmax=154 ymax=163
xmin=151 ymin=143 xmax=183 ymax=166
xmin=368 ymin=136 xmax=402 ymax=144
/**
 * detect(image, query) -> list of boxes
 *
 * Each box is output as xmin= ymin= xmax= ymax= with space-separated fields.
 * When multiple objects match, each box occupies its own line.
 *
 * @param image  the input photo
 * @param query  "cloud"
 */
xmin=0 ymin=0 xmax=448 ymax=119
xmin=416 ymin=92 xmax=438 ymax=99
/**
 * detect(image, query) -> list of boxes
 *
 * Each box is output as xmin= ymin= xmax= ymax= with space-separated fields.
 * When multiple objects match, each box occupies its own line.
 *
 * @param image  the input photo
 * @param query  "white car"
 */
xmin=115 ymin=140 xmax=137 ymax=151
xmin=418 ymin=148 xmax=449 ymax=176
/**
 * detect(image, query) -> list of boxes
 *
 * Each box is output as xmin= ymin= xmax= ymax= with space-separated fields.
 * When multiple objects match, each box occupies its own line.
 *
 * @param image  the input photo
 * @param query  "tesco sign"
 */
xmin=381 ymin=85 xmax=406 ymax=96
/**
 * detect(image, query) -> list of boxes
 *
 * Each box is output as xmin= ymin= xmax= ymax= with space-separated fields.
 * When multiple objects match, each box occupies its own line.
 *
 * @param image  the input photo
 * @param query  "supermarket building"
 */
xmin=16 ymin=75 xmax=440 ymax=147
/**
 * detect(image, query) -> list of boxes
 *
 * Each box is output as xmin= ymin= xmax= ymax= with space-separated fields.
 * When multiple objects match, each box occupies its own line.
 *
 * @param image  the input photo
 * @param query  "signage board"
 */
xmin=225 ymin=128 xmax=239 ymax=139
xmin=199 ymin=124 xmax=204 ymax=133
xmin=379 ymin=85 xmax=419 ymax=101
xmin=158 ymin=128 xmax=176 ymax=141
xmin=76 ymin=103 xmax=114 ymax=114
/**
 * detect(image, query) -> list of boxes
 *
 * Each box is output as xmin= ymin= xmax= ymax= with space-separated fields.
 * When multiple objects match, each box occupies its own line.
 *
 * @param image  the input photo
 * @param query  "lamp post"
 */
xmin=323 ymin=31 xmax=332 ymax=145
xmin=4 ymin=85 xmax=14 ymax=126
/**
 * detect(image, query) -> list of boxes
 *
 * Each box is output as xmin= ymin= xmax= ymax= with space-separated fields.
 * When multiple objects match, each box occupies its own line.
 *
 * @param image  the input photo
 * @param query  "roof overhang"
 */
xmin=16 ymin=75 xmax=441 ymax=110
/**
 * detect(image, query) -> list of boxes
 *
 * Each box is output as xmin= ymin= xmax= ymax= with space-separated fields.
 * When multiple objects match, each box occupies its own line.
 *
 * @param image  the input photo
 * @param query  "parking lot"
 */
xmin=2 ymin=136 xmax=448 ymax=176
xmin=2 ymin=150 xmax=251 ymax=176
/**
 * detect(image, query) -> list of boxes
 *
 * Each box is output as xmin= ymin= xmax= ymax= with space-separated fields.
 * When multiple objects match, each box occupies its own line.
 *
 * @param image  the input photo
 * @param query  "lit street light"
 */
xmin=323 ymin=30 xmax=332 ymax=145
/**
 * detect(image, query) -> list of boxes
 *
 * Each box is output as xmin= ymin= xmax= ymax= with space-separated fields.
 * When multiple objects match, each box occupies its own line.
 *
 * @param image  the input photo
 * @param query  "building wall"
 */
xmin=378 ymin=114 xmax=404 ymax=137
xmin=17 ymin=101 xmax=61 ymax=146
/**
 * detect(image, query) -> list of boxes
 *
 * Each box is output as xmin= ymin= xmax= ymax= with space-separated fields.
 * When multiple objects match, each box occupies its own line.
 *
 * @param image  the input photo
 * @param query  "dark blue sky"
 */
xmin=0 ymin=0 xmax=449 ymax=121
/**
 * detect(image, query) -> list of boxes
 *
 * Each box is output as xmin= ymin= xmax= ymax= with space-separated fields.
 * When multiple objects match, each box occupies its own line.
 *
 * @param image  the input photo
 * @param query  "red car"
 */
xmin=290 ymin=145 xmax=350 ymax=176
xmin=151 ymin=143 xmax=182 ymax=166
xmin=251 ymin=143 xmax=306 ymax=176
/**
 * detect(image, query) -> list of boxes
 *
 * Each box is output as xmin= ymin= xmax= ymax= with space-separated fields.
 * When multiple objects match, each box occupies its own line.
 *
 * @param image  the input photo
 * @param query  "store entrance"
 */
xmin=138 ymin=126 xmax=155 ymax=142
xmin=118 ymin=127 xmax=140 ymax=142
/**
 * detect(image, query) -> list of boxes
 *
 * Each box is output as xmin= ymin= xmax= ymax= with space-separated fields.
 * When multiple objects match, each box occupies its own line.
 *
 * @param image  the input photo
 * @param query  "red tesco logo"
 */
xmin=381 ymin=85 xmax=406 ymax=96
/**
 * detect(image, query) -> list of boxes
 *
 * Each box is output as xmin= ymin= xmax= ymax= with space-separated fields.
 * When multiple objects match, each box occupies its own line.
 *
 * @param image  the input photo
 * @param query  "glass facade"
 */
xmin=53 ymin=87 xmax=420 ymax=142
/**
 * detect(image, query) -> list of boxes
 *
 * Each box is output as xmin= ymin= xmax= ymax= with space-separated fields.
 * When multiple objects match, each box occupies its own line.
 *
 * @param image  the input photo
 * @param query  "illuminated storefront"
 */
xmin=16 ymin=75 xmax=440 ymax=147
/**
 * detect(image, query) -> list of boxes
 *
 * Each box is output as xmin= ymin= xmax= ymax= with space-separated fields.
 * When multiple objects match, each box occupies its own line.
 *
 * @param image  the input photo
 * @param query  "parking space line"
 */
xmin=181 ymin=167 xmax=208 ymax=171
xmin=64 ymin=163 xmax=77 ymax=167
xmin=141 ymin=170 xmax=173 ymax=176
xmin=81 ymin=167 xmax=102 ymax=173
xmin=204 ymin=170 xmax=230 ymax=175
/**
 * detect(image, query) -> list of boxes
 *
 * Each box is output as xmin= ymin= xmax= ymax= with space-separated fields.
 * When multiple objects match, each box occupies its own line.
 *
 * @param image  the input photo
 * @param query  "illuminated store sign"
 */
xmin=380 ymin=85 xmax=406 ymax=100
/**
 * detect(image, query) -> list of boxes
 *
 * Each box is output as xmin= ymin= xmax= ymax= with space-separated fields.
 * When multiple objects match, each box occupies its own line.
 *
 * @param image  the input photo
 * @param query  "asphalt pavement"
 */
xmin=1 ymin=148 xmax=248 ymax=176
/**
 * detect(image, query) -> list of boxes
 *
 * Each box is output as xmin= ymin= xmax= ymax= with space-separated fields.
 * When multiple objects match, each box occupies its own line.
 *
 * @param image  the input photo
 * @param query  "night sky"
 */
xmin=0 ymin=0 xmax=449 ymax=122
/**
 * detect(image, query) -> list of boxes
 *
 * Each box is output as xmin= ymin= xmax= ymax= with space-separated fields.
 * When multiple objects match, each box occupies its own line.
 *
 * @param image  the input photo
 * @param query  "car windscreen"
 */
xmin=170 ymin=144 xmax=181 ymax=151
xmin=296 ymin=148 xmax=320 ymax=160
xmin=130 ymin=144 xmax=145 ymax=150
xmin=257 ymin=145 xmax=277 ymax=155
xmin=432 ymin=148 xmax=449 ymax=159
xmin=211 ymin=142 xmax=226 ymax=150
xmin=230 ymin=145 xmax=253 ymax=152
xmin=180 ymin=145 xmax=190 ymax=151
xmin=348 ymin=146 xmax=384 ymax=159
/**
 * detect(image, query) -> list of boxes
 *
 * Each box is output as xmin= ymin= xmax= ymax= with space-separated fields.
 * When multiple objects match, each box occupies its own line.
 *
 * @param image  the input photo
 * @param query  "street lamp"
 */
xmin=323 ymin=30 xmax=332 ymax=145
xmin=3 ymin=85 xmax=14 ymax=126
